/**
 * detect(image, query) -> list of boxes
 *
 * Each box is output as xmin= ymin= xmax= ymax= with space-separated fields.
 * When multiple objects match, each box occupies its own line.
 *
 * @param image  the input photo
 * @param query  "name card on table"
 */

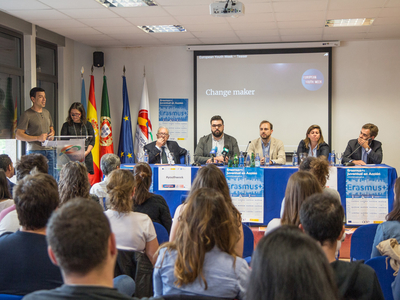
xmin=346 ymin=167 xmax=388 ymax=225
xmin=226 ymin=167 xmax=264 ymax=223
xmin=158 ymin=166 xmax=192 ymax=191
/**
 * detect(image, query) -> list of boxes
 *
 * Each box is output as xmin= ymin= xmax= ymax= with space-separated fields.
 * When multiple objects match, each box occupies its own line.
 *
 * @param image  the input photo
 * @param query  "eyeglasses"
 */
xmin=71 ymin=113 xmax=81 ymax=117
xmin=211 ymin=124 xmax=223 ymax=128
xmin=157 ymin=133 xmax=169 ymax=136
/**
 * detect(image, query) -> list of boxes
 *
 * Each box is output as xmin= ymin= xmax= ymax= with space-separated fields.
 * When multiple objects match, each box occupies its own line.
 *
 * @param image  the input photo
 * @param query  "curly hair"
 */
xmin=309 ymin=156 xmax=330 ymax=187
xmin=132 ymin=162 xmax=152 ymax=206
xmin=107 ymin=169 xmax=136 ymax=213
xmin=16 ymin=153 xmax=48 ymax=180
xmin=58 ymin=162 xmax=90 ymax=205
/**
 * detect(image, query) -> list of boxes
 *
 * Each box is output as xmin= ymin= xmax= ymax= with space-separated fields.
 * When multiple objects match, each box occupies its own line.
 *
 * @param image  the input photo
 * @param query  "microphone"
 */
xmin=222 ymin=146 xmax=229 ymax=165
xmin=243 ymin=141 xmax=251 ymax=157
xmin=210 ymin=147 xmax=217 ymax=163
xmin=343 ymin=138 xmax=371 ymax=166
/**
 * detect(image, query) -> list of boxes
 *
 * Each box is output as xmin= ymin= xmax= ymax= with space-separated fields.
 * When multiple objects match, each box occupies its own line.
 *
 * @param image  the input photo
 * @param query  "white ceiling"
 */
xmin=1 ymin=0 xmax=400 ymax=47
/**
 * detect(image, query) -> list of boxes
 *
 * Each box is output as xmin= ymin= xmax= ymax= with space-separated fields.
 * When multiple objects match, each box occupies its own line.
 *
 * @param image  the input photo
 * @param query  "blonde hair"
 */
xmin=107 ymin=169 xmax=135 ymax=213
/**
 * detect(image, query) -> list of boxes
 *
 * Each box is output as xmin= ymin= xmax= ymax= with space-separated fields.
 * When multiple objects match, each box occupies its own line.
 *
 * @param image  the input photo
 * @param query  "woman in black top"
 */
xmin=60 ymin=102 xmax=95 ymax=174
xmin=297 ymin=124 xmax=329 ymax=160
xmin=132 ymin=162 xmax=172 ymax=233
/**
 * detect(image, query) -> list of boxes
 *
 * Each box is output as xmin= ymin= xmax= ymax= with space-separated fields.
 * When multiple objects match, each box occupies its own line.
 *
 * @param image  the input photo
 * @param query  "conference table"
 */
xmin=121 ymin=164 xmax=397 ymax=226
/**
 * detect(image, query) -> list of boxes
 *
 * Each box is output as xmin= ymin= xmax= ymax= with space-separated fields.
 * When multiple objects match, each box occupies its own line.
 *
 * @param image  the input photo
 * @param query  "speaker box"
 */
xmin=93 ymin=51 xmax=104 ymax=67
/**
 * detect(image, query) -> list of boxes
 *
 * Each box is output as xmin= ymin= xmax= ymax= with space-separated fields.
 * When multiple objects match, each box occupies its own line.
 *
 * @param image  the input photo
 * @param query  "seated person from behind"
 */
xmin=194 ymin=115 xmax=239 ymax=164
xmin=297 ymin=124 xmax=329 ymax=159
xmin=0 ymin=172 xmax=62 ymax=295
xmin=154 ymin=188 xmax=249 ymax=299
xmin=0 ymin=154 xmax=15 ymax=197
xmin=248 ymin=120 xmax=285 ymax=165
xmin=90 ymin=153 xmax=121 ymax=209
xmin=144 ymin=127 xmax=186 ymax=164
xmin=300 ymin=193 xmax=384 ymax=300
xmin=24 ymin=198 xmax=139 ymax=300
xmin=342 ymin=123 xmax=382 ymax=165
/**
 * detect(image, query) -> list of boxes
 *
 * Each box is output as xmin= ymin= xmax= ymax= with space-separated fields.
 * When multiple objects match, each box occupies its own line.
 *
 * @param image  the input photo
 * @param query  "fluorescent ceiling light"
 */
xmin=95 ymin=0 xmax=157 ymax=7
xmin=325 ymin=18 xmax=374 ymax=27
xmin=138 ymin=25 xmax=186 ymax=33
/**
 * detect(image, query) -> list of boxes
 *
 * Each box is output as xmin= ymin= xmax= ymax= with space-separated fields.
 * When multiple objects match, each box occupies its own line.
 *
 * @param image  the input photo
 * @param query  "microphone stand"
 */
xmin=343 ymin=138 xmax=371 ymax=166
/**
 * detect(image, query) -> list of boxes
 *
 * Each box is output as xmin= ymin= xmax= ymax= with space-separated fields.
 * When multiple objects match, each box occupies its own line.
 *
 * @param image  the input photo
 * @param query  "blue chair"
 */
xmin=242 ymin=224 xmax=254 ymax=260
xmin=153 ymin=222 xmax=169 ymax=245
xmin=350 ymin=223 xmax=379 ymax=261
xmin=0 ymin=295 xmax=23 ymax=300
xmin=365 ymin=256 xmax=396 ymax=300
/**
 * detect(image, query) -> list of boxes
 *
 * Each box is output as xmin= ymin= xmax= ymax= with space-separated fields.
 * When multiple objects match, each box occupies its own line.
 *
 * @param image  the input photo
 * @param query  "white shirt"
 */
xmin=0 ymin=199 xmax=14 ymax=214
xmin=0 ymin=210 xmax=19 ymax=235
xmin=212 ymin=135 xmax=225 ymax=157
xmin=156 ymin=144 xmax=174 ymax=164
xmin=90 ymin=179 xmax=109 ymax=209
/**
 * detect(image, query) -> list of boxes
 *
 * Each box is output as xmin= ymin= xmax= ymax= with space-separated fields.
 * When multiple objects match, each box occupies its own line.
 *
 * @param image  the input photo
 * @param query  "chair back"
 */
xmin=365 ymin=256 xmax=396 ymax=300
xmin=0 ymin=295 xmax=23 ymax=300
xmin=242 ymin=224 xmax=254 ymax=259
xmin=350 ymin=223 xmax=378 ymax=261
xmin=153 ymin=222 xmax=169 ymax=245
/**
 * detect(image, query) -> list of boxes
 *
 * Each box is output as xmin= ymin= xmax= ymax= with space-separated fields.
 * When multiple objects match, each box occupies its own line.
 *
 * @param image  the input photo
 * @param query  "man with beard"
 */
xmin=248 ymin=120 xmax=286 ymax=165
xmin=194 ymin=115 xmax=239 ymax=165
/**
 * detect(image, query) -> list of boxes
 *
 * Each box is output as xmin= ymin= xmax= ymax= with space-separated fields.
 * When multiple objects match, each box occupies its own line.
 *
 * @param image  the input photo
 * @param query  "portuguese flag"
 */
xmin=87 ymin=75 xmax=100 ymax=185
xmin=100 ymin=75 xmax=113 ymax=178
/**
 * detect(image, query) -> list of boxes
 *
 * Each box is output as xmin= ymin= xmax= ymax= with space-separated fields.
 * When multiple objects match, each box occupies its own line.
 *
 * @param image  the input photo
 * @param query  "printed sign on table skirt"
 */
xmin=158 ymin=166 xmax=191 ymax=191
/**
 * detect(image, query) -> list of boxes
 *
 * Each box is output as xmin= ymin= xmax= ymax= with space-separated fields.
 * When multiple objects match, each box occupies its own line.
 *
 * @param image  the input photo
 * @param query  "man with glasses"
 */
xmin=194 ymin=115 xmax=239 ymax=165
xmin=16 ymin=87 xmax=56 ymax=178
xmin=144 ymin=127 xmax=187 ymax=164
xmin=342 ymin=123 xmax=382 ymax=165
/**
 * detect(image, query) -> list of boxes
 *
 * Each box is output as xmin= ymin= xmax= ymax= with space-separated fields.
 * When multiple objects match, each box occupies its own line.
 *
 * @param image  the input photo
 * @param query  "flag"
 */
xmin=81 ymin=76 xmax=87 ymax=112
xmin=87 ymin=75 xmax=100 ymax=185
xmin=134 ymin=75 xmax=153 ymax=160
xmin=100 ymin=75 xmax=113 ymax=178
xmin=118 ymin=76 xmax=134 ymax=164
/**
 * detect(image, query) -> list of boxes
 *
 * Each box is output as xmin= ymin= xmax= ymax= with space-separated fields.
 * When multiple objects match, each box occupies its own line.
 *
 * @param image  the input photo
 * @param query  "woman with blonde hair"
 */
xmin=154 ymin=188 xmax=249 ymax=298
xmin=169 ymin=164 xmax=244 ymax=257
xmin=105 ymin=168 xmax=159 ymax=265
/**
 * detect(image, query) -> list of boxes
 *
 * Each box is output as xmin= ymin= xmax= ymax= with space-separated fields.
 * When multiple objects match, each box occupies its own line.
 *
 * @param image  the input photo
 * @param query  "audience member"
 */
xmin=0 ymin=170 xmax=13 ymax=213
xmin=0 ymin=172 xmax=62 ymax=295
xmin=133 ymin=162 xmax=172 ymax=233
xmin=300 ymin=193 xmax=384 ymax=300
xmin=248 ymin=225 xmax=339 ymax=300
xmin=105 ymin=169 xmax=159 ymax=265
xmin=371 ymin=177 xmax=400 ymax=257
xmin=169 ymin=164 xmax=244 ymax=257
xmin=90 ymin=153 xmax=121 ymax=209
xmin=24 ymin=198 xmax=144 ymax=300
xmin=0 ymin=154 xmax=15 ymax=196
xmin=265 ymin=171 xmax=322 ymax=235
xmin=58 ymin=161 xmax=90 ymax=205
xmin=154 ymin=188 xmax=249 ymax=299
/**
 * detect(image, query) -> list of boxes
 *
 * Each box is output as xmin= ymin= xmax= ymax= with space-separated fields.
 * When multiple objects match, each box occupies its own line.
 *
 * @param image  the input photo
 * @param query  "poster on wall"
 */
xmin=346 ymin=167 xmax=388 ymax=225
xmin=158 ymin=166 xmax=191 ymax=191
xmin=159 ymin=98 xmax=188 ymax=140
xmin=226 ymin=167 xmax=264 ymax=223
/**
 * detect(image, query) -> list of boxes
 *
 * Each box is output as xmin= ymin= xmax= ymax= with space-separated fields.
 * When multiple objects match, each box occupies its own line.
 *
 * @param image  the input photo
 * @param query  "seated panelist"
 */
xmin=144 ymin=127 xmax=186 ymax=164
xmin=342 ymin=123 xmax=382 ymax=165
xmin=194 ymin=115 xmax=239 ymax=165
xmin=297 ymin=125 xmax=329 ymax=159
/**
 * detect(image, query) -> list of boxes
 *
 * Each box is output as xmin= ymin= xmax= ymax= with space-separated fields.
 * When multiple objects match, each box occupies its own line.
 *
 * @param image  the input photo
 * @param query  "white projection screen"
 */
xmin=194 ymin=48 xmax=332 ymax=156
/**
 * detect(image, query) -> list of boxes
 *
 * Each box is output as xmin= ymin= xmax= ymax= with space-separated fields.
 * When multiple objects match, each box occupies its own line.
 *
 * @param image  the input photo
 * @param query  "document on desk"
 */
xmin=345 ymin=167 xmax=388 ymax=225
xmin=226 ymin=168 xmax=264 ymax=223
xmin=158 ymin=166 xmax=191 ymax=191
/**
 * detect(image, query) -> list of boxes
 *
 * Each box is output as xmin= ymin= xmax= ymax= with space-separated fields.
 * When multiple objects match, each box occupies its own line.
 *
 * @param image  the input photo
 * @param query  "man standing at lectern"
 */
xmin=144 ymin=127 xmax=186 ymax=164
xmin=342 ymin=123 xmax=382 ymax=165
xmin=194 ymin=115 xmax=239 ymax=165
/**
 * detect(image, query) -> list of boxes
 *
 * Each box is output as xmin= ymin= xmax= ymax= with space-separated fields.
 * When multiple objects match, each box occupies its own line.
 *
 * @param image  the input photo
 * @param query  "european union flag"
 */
xmin=118 ymin=76 xmax=135 ymax=163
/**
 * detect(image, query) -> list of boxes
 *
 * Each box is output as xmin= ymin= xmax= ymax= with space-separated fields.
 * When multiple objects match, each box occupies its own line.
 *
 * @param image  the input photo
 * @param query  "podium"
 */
xmin=43 ymin=136 xmax=88 ymax=178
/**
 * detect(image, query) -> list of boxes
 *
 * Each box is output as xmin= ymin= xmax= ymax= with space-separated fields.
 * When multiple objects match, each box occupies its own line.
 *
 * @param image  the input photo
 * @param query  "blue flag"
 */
xmin=118 ymin=76 xmax=135 ymax=163
xmin=81 ymin=77 xmax=87 ymax=112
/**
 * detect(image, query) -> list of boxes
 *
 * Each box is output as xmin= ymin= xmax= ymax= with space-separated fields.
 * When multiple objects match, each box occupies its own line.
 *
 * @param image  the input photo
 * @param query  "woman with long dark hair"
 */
xmin=297 ymin=124 xmax=330 ymax=158
xmin=58 ymin=161 xmax=90 ymax=205
xmin=0 ymin=170 xmax=13 ymax=213
xmin=60 ymin=102 xmax=95 ymax=174
xmin=371 ymin=177 xmax=400 ymax=257
xmin=154 ymin=188 xmax=249 ymax=299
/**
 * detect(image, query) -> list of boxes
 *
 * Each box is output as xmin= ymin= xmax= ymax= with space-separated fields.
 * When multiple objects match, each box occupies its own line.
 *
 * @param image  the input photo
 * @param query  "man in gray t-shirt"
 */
xmin=16 ymin=87 xmax=56 ymax=177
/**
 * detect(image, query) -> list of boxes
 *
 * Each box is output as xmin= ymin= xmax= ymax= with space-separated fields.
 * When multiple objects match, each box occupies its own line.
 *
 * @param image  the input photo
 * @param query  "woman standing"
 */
xmin=297 ymin=125 xmax=330 ymax=159
xmin=60 ymin=102 xmax=95 ymax=174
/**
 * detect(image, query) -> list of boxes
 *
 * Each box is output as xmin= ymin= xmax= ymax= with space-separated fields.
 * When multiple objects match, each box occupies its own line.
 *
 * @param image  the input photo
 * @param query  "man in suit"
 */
xmin=248 ymin=120 xmax=286 ymax=165
xmin=144 ymin=127 xmax=186 ymax=164
xmin=342 ymin=123 xmax=382 ymax=165
xmin=194 ymin=115 xmax=239 ymax=165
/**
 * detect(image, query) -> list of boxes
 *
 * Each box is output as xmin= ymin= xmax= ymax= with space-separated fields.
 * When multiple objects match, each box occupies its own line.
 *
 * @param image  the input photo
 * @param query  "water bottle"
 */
xmin=264 ymin=153 xmax=270 ymax=167
xmin=330 ymin=150 xmax=336 ymax=166
xmin=239 ymin=151 xmax=244 ymax=167
xmin=250 ymin=153 xmax=255 ymax=168
xmin=168 ymin=151 xmax=175 ymax=165
xmin=233 ymin=154 xmax=239 ymax=167
xmin=255 ymin=153 xmax=260 ymax=167
xmin=144 ymin=149 xmax=149 ymax=163
xmin=185 ymin=150 xmax=190 ymax=166
xmin=293 ymin=150 xmax=298 ymax=166
xmin=245 ymin=153 xmax=251 ymax=167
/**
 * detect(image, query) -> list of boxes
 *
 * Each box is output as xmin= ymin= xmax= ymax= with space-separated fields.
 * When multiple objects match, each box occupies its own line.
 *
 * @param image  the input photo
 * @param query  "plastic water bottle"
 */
xmin=330 ymin=150 xmax=336 ymax=166
xmin=293 ymin=150 xmax=298 ymax=166
xmin=251 ymin=153 xmax=255 ymax=168
xmin=144 ymin=149 xmax=149 ymax=163
xmin=245 ymin=153 xmax=251 ymax=167
xmin=185 ymin=150 xmax=190 ymax=166
xmin=233 ymin=154 xmax=239 ymax=167
xmin=255 ymin=153 xmax=260 ymax=167
xmin=239 ymin=151 xmax=244 ymax=167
